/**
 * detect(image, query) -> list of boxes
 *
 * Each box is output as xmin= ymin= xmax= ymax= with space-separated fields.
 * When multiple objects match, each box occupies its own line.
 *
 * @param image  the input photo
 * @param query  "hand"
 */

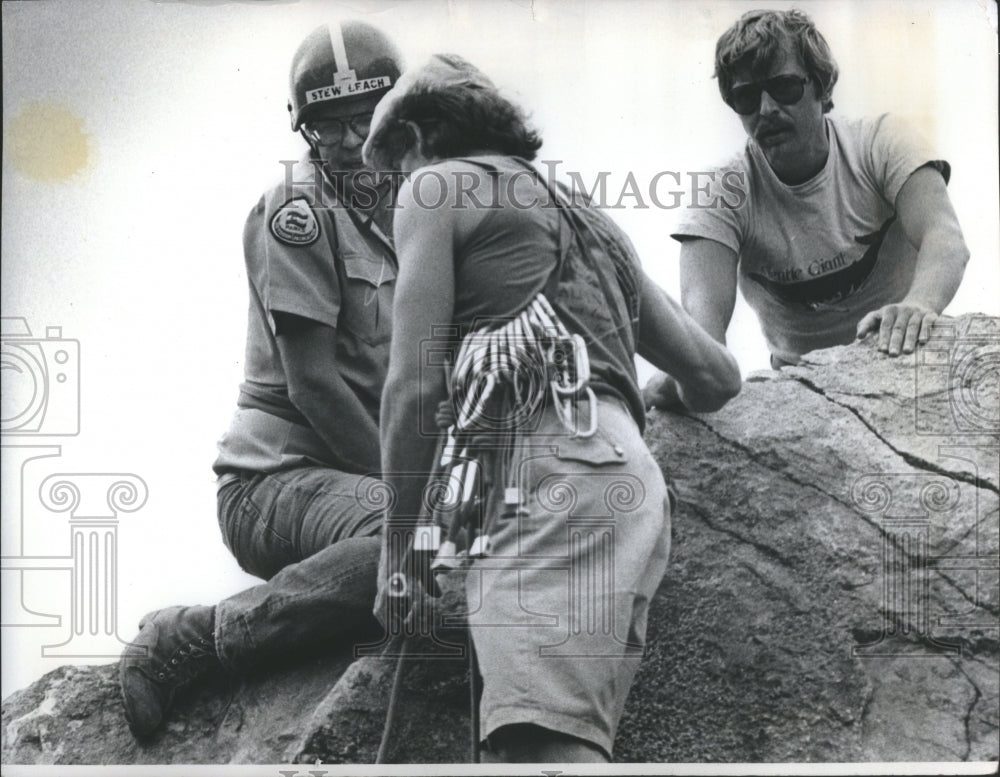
xmin=373 ymin=533 xmax=438 ymax=634
xmin=856 ymin=302 xmax=938 ymax=357
xmin=434 ymin=398 xmax=456 ymax=430
xmin=643 ymin=371 xmax=684 ymax=411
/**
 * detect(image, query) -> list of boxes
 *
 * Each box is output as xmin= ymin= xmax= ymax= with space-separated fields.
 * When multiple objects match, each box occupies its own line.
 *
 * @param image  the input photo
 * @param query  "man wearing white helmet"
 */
xmin=119 ymin=21 xmax=403 ymax=738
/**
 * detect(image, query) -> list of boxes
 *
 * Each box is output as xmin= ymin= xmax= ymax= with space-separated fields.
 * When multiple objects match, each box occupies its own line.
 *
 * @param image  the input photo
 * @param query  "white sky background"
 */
xmin=1 ymin=0 xmax=997 ymax=700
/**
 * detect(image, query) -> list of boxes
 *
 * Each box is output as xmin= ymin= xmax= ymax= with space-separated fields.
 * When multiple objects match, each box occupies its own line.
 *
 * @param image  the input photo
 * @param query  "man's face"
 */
xmin=304 ymin=94 xmax=383 ymax=174
xmin=729 ymin=39 xmax=827 ymax=176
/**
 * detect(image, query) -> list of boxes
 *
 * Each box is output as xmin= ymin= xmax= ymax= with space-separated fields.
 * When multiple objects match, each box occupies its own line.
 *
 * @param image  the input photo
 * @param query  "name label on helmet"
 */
xmin=306 ymin=76 xmax=392 ymax=105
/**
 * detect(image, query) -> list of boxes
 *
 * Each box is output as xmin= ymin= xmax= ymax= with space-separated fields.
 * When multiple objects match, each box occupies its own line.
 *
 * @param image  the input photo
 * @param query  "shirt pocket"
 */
xmin=339 ymin=252 xmax=396 ymax=345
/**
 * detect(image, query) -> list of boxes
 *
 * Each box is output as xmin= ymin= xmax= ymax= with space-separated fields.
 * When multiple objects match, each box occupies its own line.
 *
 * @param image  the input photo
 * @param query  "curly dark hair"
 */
xmin=715 ymin=9 xmax=839 ymax=113
xmin=366 ymin=55 xmax=542 ymax=169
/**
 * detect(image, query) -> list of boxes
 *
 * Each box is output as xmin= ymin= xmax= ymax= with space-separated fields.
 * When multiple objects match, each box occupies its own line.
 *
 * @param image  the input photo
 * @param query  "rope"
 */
xmin=450 ymin=292 xmax=590 ymax=437
xmin=375 ymin=632 xmax=408 ymax=764
xmin=468 ymin=631 xmax=481 ymax=763
xmin=375 ymin=621 xmax=484 ymax=763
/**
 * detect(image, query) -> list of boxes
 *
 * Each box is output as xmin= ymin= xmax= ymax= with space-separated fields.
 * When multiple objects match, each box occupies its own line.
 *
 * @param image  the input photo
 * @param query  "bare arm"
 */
xmin=381 ymin=161 xmax=492 ymax=521
xmin=643 ymin=238 xmax=740 ymax=410
xmin=379 ymin=183 xmax=455 ymax=525
xmin=374 ymin=170 xmax=477 ymax=621
xmin=680 ymin=237 xmax=740 ymax=343
xmin=855 ymin=166 xmax=970 ymax=355
xmin=275 ymin=313 xmax=381 ymax=473
xmin=637 ymin=270 xmax=742 ymax=413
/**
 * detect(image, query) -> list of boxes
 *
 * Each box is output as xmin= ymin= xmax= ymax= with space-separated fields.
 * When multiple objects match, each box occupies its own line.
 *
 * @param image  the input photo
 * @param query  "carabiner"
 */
xmin=551 ymin=381 xmax=576 ymax=434
xmin=570 ymin=386 xmax=599 ymax=439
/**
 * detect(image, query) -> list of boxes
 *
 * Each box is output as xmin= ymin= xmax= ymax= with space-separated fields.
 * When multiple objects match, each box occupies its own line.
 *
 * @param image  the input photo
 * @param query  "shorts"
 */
xmin=466 ymin=395 xmax=671 ymax=757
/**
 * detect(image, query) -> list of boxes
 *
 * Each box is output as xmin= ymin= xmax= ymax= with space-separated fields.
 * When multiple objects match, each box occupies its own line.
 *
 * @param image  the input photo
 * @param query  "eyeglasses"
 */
xmin=302 ymin=113 xmax=373 ymax=145
xmin=726 ymin=75 xmax=810 ymax=115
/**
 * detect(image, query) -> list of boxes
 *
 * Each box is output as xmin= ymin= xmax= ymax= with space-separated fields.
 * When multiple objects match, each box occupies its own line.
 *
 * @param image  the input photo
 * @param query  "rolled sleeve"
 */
xmin=869 ymin=113 xmax=950 ymax=205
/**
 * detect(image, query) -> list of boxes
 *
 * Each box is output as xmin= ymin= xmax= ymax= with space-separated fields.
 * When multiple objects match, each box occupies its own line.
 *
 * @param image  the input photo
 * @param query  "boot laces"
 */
xmin=155 ymin=636 xmax=215 ymax=684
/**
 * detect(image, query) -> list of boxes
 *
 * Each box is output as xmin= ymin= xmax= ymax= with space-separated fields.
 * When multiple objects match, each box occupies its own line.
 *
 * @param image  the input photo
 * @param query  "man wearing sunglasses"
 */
xmin=120 ymin=21 xmax=404 ymax=737
xmin=645 ymin=9 xmax=969 ymax=409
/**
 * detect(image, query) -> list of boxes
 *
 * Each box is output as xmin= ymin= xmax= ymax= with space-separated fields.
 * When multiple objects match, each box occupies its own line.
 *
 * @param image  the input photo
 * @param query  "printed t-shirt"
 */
xmin=673 ymin=113 xmax=949 ymax=362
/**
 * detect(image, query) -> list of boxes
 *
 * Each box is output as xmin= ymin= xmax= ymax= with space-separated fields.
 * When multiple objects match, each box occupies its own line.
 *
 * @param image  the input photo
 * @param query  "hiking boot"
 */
xmin=119 ymin=605 xmax=221 ymax=737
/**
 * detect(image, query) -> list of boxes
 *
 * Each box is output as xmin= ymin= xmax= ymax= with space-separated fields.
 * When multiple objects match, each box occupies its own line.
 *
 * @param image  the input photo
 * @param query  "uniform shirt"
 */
xmin=214 ymin=154 xmax=396 ymax=476
xmin=447 ymin=155 xmax=646 ymax=429
xmin=673 ymin=114 xmax=949 ymax=363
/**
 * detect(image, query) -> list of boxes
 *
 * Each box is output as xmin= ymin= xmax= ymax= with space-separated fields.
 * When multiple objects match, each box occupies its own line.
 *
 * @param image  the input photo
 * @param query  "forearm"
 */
xmin=274 ymin=314 xmax=381 ymax=471
xmin=380 ymin=373 xmax=443 ymax=522
xmin=903 ymin=224 xmax=970 ymax=312
xmin=681 ymin=287 xmax=732 ymax=345
xmin=857 ymin=169 xmax=972 ymax=355
xmin=679 ymin=247 xmax=737 ymax=345
xmin=639 ymin=284 xmax=735 ymax=377
xmin=375 ymin=373 xmax=443 ymax=615
xmin=292 ymin=372 xmax=381 ymax=473
xmin=894 ymin=165 xmax=970 ymax=313
xmin=381 ymin=173 xmax=461 ymax=521
xmin=638 ymin=274 xmax=742 ymax=411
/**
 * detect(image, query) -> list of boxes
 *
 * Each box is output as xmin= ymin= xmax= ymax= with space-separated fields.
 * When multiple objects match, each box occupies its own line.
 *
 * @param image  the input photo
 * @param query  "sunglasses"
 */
xmin=302 ymin=113 xmax=373 ymax=145
xmin=726 ymin=75 xmax=810 ymax=115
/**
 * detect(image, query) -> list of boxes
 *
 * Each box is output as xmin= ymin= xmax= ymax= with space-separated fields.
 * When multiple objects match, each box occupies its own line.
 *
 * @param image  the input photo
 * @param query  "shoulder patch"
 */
xmin=270 ymin=197 xmax=320 ymax=246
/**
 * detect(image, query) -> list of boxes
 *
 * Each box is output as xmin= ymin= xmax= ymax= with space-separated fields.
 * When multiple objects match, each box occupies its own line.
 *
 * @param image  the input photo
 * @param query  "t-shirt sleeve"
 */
xmin=868 ymin=113 xmax=951 ymax=206
xmin=670 ymin=162 xmax=747 ymax=254
xmin=243 ymin=193 xmax=341 ymax=332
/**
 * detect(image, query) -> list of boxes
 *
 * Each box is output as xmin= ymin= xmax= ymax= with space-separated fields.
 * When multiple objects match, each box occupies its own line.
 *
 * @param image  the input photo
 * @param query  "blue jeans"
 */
xmin=214 ymin=468 xmax=382 ymax=674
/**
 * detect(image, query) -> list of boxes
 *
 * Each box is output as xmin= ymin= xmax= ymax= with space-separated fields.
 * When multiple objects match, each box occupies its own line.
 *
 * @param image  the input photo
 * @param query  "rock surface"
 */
xmin=3 ymin=314 xmax=998 ymax=766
